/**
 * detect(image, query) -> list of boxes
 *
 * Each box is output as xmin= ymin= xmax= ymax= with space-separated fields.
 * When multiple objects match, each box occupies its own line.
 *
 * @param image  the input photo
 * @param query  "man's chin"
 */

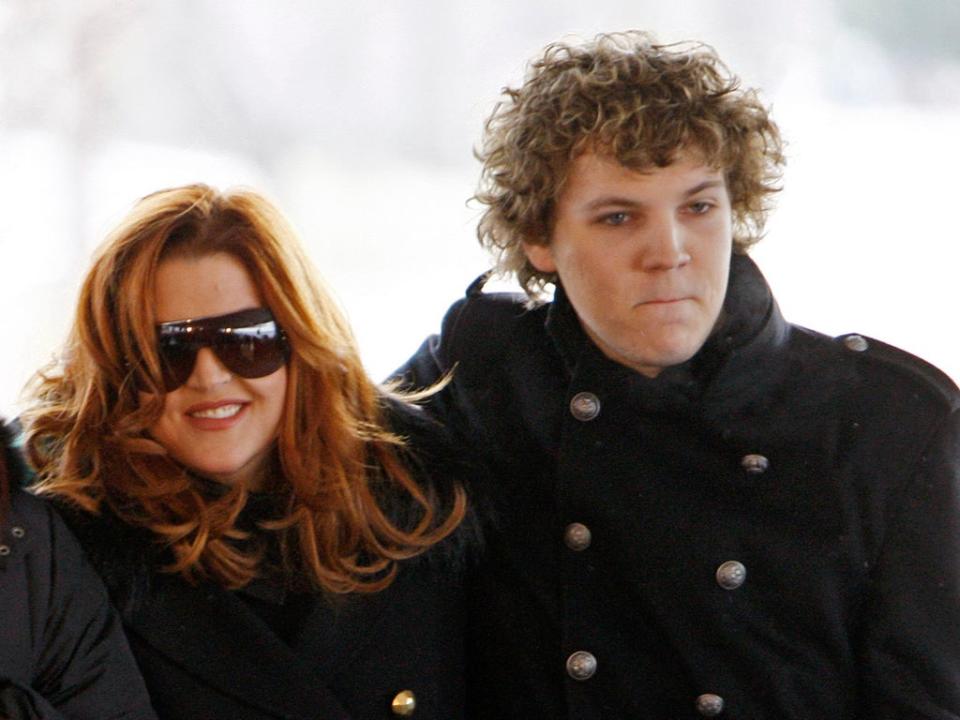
xmin=600 ymin=345 xmax=702 ymax=378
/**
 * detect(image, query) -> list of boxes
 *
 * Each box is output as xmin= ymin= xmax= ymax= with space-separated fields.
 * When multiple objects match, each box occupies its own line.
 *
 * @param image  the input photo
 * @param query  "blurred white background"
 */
xmin=1 ymin=0 xmax=958 ymax=417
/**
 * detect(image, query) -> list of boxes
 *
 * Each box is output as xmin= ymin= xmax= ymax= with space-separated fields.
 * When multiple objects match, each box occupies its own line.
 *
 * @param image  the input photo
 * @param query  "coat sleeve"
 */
xmin=0 ymin=680 xmax=73 ymax=720
xmin=858 ymin=407 xmax=960 ymax=719
xmin=27 ymin=501 xmax=157 ymax=720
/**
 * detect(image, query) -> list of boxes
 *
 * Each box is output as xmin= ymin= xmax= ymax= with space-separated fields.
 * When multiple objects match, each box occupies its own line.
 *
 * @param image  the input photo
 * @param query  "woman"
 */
xmin=25 ymin=185 xmax=470 ymax=719
xmin=0 ymin=420 xmax=156 ymax=719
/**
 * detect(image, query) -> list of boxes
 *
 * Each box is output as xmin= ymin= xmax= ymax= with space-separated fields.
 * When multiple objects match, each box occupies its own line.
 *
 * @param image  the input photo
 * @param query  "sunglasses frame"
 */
xmin=154 ymin=307 xmax=290 ymax=392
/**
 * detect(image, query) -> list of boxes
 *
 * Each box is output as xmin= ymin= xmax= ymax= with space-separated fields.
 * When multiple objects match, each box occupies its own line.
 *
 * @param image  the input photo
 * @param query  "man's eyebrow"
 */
xmin=684 ymin=179 xmax=725 ymax=196
xmin=582 ymin=196 xmax=641 ymax=211
xmin=581 ymin=180 xmax=725 ymax=211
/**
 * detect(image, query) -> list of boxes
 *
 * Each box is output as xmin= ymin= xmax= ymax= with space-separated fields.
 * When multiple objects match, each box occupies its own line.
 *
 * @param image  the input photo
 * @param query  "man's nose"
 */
xmin=640 ymin=213 xmax=691 ymax=271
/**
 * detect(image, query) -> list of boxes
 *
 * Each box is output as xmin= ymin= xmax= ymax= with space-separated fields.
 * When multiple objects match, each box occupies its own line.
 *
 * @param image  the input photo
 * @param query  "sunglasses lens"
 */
xmin=214 ymin=325 xmax=288 ymax=380
xmin=158 ymin=336 xmax=199 ymax=391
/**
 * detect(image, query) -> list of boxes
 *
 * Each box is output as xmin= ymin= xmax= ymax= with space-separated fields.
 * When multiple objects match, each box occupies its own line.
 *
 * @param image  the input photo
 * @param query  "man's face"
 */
xmin=524 ymin=151 xmax=732 ymax=377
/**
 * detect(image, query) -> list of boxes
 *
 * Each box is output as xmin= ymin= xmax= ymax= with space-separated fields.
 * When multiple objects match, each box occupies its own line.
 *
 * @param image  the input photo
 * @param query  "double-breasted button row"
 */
xmin=562 ymin=392 xmax=606 ymax=689
xmin=566 ymin=650 xmax=597 ymax=681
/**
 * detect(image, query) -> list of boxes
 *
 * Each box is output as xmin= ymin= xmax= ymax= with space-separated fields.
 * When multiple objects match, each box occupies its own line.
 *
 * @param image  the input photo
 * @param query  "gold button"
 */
xmin=391 ymin=690 xmax=416 ymax=717
xmin=10 ymin=526 xmax=24 ymax=539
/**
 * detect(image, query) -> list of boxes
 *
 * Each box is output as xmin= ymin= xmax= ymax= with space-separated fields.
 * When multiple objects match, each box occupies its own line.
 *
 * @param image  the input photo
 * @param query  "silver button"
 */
xmin=844 ymin=334 xmax=869 ymax=352
xmin=10 ymin=526 xmax=24 ymax=539
xmin=716 ymin=560 xmax=746 ymax=590
xmin=741 ymin=454 xmax=769 ymax=475
xmin=0 ymin=545 xmax=9 ymax=556
xmin=564 ymin=523 xmax=592 ymax=552
xmin=566 ymin=650 xmax=597 ymax=681
xmin=569 ymin=392 xmax=601 ymax=422
xmin=696 ymin=693 xmax=725 ymax=716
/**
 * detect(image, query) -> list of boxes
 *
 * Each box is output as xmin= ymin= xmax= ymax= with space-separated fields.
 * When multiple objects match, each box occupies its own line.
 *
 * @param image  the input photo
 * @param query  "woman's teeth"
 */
xmin=190 ymin=404 xmax=242 ymax=419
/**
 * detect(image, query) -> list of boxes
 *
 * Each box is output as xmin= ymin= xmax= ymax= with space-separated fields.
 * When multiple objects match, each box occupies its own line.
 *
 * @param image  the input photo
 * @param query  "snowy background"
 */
xmin=1 ymin=0 xmax=959 ymax=417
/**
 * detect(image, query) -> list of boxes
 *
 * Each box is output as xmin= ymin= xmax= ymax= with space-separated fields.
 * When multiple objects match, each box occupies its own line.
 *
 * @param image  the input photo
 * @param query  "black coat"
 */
xmin=0 ymin=425 xmax=156 ymax=720
xmin=62 ymin=404 xmax=471 ymax=720
xmin=396 ymin=254 xmax=960 ymax=720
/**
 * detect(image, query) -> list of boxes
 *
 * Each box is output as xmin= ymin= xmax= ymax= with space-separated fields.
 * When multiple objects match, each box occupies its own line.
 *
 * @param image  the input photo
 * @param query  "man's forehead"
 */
xmin=561 ymin=151 xmax=726 ymax=199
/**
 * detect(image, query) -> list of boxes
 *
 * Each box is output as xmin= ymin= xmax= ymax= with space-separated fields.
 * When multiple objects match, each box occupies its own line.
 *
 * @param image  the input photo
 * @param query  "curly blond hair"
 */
xmin=475 ymin=31 xmax=785 ymax=296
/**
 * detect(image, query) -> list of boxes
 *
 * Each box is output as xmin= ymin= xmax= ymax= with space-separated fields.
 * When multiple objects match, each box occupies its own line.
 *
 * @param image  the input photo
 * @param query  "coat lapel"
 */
xmin=128 ymin=574 xmax=353 ymax=720
xmin=292 ymin=577 xmax=396 ymax=679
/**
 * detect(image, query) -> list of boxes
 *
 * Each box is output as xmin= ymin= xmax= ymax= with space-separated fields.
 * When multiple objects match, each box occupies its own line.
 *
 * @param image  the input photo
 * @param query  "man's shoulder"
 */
xmin=436 ymin=283 xmax=551 ymax=360
xmin=793 ymin=325 xmax=959 ymax=413
xmin=443 ymin=284 xmax=544 ymax=331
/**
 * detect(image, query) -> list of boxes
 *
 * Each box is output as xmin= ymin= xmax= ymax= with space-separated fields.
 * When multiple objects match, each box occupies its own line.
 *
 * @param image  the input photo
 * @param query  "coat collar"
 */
xmin=544 ymin=253 xmax=794 ymax=419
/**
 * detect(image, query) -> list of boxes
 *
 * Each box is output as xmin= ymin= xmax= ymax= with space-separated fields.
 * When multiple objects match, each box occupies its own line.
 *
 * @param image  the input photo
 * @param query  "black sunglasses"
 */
xmin=155 ymin=308 xmax=289 ymax=391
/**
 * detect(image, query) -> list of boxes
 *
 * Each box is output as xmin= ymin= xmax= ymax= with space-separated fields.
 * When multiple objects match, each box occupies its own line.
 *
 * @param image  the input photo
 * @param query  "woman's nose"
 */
xmin=184 ymin=347 xmax=232 ymax=390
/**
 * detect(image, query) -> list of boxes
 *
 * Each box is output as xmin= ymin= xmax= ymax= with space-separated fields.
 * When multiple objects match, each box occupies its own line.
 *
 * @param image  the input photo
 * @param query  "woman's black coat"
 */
xmin=397 ymin=254 xmax=960 ymax=720
xmin=62 ymin=405 xmax=471 ymax=720
xmin=0 ymin=423 xmax=156 ymax=720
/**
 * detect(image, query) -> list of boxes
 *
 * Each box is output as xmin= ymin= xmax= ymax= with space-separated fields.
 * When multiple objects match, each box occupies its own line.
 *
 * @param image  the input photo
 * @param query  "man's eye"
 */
xmin=601 ymin=211 xmax=629 ymax=226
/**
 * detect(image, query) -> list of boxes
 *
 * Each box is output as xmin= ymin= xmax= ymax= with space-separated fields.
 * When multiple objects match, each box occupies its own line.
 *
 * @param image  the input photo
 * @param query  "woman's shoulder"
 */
xmin=383 ymin=397 xmax=454 ymax=464
xmin=380 ymin=396 xmax=468 ymax=511
xmin=379 ymin=395 xmax=484 ymax=568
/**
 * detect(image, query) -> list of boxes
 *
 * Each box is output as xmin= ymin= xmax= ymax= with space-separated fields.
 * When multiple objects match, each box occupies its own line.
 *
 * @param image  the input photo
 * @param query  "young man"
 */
xmin=398 ymin=32 xmax=960 ymax=719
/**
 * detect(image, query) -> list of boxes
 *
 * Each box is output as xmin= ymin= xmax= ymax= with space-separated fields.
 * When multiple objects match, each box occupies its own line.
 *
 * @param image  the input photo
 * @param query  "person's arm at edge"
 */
xmin=857 ymin=406 xmax=960 ymax=719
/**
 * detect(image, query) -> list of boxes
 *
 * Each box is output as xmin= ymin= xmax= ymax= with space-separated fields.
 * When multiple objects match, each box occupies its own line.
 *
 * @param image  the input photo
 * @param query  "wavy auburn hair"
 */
xmin=26 ymin=184 xmax=465 ymax=593
xmin=476 ymin=30 xmax=786 ymax=297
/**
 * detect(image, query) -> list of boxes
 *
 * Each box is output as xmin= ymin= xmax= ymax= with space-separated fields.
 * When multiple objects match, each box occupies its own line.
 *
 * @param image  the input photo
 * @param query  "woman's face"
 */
xmin=144 ymin=252 xmax=288 ymax=490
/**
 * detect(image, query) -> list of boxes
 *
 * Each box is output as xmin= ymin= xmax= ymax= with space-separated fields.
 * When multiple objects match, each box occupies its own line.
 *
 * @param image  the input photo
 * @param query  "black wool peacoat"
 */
xmin=396 ymin=253 xmax=960 ymax=720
